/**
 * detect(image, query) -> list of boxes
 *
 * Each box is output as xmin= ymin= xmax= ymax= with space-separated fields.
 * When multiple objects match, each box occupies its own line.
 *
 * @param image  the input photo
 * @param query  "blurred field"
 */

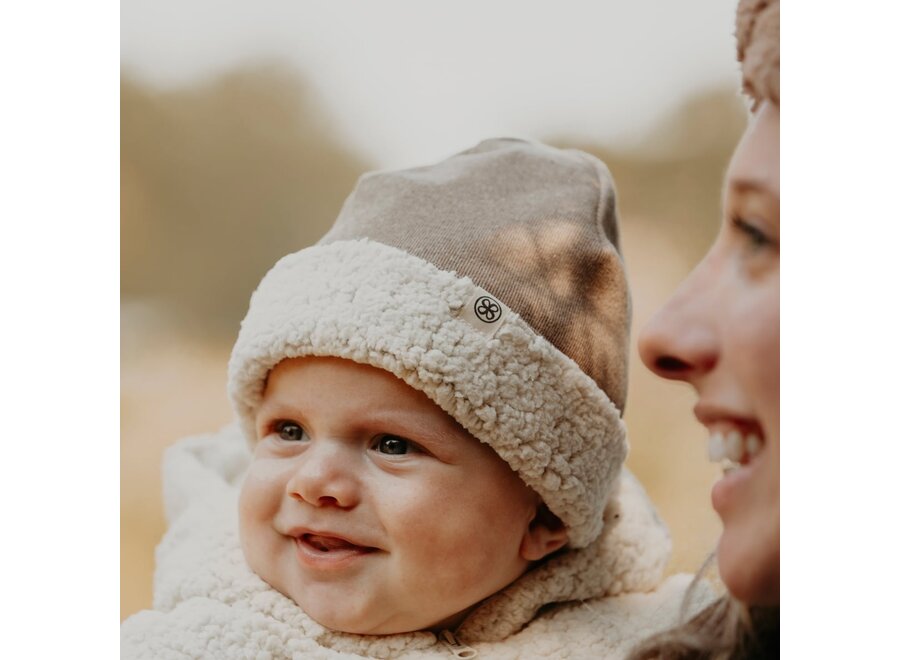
xmin=121 ymin=314 xmax=234 ymax=618
xmin=121 ymin=65 xmax=744 ymax=620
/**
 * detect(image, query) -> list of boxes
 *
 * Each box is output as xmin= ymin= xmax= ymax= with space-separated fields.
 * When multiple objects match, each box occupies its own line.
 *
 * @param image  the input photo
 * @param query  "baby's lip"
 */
xmin=286 ymin=526 xmax=381 ymax=552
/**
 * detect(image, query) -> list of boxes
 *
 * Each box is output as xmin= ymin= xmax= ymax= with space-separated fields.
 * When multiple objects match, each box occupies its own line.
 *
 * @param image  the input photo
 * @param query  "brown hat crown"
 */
xmin=321 ymin=138 xmax=631 ymax=412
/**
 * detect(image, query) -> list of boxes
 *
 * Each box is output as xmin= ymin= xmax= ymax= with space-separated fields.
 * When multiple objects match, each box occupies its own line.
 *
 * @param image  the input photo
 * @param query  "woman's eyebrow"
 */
xmin=730 ymin=177 xmax=777 ymax=198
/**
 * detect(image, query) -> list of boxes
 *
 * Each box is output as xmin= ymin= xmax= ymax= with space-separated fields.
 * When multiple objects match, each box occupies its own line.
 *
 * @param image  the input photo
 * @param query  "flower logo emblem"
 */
xmin=473 ymin=295 xmax=502 ymax=324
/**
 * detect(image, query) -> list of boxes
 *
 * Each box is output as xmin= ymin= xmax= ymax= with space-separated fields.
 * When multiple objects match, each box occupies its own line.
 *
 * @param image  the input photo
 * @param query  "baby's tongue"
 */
xmin=306 ymin=534 xmax=357 ymax=552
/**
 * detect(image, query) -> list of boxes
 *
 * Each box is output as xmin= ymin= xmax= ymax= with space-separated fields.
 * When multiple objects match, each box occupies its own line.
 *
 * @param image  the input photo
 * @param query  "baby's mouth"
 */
xmin=298 ymin=533 xmax=376 ymax=555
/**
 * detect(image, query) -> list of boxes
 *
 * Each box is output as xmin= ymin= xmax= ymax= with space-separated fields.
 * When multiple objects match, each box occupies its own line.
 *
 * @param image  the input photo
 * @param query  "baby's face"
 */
xmin=239 ymin=357 xmax=546 ymax=635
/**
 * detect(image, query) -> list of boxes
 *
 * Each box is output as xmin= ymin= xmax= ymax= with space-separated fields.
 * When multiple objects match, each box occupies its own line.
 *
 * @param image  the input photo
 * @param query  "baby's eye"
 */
xmin=375 ymin=435 xmax=412 ymax=455
xmin=274 ymin=420 xmax=307 ymax=442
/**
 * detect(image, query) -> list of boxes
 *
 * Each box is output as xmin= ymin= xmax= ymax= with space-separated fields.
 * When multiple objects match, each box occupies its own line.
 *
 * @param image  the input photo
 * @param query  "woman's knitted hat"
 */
xmin=736 ymin=0 xmax=780 ymax=107
xmin=228 ymin=138 xmax=631 ymax=548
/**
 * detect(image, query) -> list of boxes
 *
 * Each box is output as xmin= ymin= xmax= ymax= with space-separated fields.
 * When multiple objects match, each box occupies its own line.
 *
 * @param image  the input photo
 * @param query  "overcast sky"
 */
xmin=121 ymin=0 xmax=742 ymax=169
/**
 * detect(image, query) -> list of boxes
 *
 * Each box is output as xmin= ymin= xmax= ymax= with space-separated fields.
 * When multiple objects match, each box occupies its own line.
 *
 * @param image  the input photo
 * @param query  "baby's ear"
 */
xmin=520 ymin=503 xmax=568 ymax=561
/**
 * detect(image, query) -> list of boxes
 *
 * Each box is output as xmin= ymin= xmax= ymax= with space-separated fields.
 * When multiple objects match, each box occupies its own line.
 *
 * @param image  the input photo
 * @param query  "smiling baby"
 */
xmin=122 ymin=138 xmax=705 ymax=659
xmin=242 ymin=355 xmax=567 ymax=636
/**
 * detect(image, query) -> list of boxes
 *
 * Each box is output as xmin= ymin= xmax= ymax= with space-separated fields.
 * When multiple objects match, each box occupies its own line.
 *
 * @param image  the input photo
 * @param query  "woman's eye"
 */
xmin=376 ymin=436 xmax=411 ymax=455
xmin=731 ymin=216 xmax=776 ymax=251
xmin=275 ymin=421 xmax=307 ymax=442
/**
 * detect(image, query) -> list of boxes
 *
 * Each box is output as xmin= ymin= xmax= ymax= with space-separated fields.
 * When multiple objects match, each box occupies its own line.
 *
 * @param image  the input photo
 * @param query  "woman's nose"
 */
xmin=638 ymin=262 xmax=720 ymax=384
xmin=285 ymin=443 xmax=361 ymax=509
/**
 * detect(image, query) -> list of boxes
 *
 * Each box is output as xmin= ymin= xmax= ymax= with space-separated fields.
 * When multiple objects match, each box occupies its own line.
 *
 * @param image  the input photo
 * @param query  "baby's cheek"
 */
xmin=402 ymin=501 xmax=521 ymax=594
xmin=237 ymin=480 xmax=256 ymax=525
xmin=237 ymin=465 xmax=287 ymax=580
xmin=238 ymin=461 xmax=283 ymax=527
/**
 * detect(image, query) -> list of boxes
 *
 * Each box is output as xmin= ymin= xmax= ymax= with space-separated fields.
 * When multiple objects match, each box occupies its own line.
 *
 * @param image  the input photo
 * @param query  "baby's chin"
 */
xmin=307 ymin=608 xmax=434 ymax=636
xmin=298 ymin=593 xmax=471 ymax=635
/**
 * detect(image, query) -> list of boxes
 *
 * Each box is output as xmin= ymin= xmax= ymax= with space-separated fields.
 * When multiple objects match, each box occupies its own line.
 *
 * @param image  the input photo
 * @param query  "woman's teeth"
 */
xmin=707 ymin=430 xmax=762 ymax=464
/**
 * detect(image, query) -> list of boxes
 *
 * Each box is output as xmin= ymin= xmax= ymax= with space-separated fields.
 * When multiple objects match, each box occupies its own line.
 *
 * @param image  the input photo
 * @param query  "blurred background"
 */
xmin=122 ymin=0 xmax=745 ymax=620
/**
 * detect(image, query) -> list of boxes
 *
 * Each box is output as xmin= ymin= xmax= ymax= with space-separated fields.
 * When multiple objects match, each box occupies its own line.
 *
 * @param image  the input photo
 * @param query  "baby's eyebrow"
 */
xmin=256 ymin=397 xmax=281 ymax=416
xmin=362 ymin=409 xmax=457 ymax=441
xmin=255 ymin=397 xmax=305 ymax=422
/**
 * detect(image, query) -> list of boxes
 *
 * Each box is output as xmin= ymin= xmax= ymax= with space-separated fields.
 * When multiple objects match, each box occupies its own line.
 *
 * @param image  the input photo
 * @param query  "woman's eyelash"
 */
xmin=730 ymin=215 xmax=775 ymax=249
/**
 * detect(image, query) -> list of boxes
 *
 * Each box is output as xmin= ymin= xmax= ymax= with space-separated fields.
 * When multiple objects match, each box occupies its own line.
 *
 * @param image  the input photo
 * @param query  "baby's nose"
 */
xmin=285 ymin=444 xmax=362 ymax=509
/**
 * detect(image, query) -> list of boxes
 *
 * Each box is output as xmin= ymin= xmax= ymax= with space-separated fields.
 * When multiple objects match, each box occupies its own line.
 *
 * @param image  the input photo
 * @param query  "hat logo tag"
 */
xmin=457 ymin=287 xmax=509 ymax=338
xmin=474 ymin=295 xmax=502 ymax=323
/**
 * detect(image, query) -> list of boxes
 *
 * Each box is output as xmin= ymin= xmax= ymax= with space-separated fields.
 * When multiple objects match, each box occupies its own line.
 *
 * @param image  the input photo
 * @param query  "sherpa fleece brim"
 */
xmin=228 ymin=239 xmax=627 ymax=548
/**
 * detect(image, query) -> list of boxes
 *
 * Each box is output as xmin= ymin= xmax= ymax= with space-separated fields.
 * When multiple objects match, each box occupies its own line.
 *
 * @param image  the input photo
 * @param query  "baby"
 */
xmin=240 ymin=356 xmax=568 ymax=636
xmin=122 ymin=138 xmax=704 ymax=659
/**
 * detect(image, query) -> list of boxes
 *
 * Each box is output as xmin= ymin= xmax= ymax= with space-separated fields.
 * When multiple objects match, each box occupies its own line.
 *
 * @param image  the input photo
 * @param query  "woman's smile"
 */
xmin=709 ymin=434 xmax=770 ymax=518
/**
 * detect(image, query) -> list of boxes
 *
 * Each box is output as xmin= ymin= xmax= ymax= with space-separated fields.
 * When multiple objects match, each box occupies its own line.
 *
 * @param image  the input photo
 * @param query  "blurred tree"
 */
xmin=556 ymin=88 xmax=747 ymax=264
xmin=122 ymin=71 xmax=743 ymax=340
xmin=121 ymin=65 xmax=371 ymax=340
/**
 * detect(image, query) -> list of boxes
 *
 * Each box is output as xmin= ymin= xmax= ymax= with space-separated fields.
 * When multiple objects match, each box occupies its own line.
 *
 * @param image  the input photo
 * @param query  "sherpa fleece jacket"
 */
xmin=121 ymin=425 xmax=710 ymax=659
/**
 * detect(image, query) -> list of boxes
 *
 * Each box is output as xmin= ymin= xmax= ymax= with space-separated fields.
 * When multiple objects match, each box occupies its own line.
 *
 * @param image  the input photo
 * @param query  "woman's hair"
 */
xmin=627 ymin=556 xmax=779 ymax=660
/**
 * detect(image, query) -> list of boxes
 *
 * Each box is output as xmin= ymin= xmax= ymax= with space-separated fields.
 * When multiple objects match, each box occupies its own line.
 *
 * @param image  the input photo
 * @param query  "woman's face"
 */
xmin=638 ymin=101 xmax=779 ymax=606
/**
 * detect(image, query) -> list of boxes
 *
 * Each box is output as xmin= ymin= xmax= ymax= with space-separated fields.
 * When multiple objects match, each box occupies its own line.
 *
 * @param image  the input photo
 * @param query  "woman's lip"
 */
xmin=711 ymin=449 xmax=765 ymax=515
xmin=693 ymin=403 xmax=760 ymax=430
